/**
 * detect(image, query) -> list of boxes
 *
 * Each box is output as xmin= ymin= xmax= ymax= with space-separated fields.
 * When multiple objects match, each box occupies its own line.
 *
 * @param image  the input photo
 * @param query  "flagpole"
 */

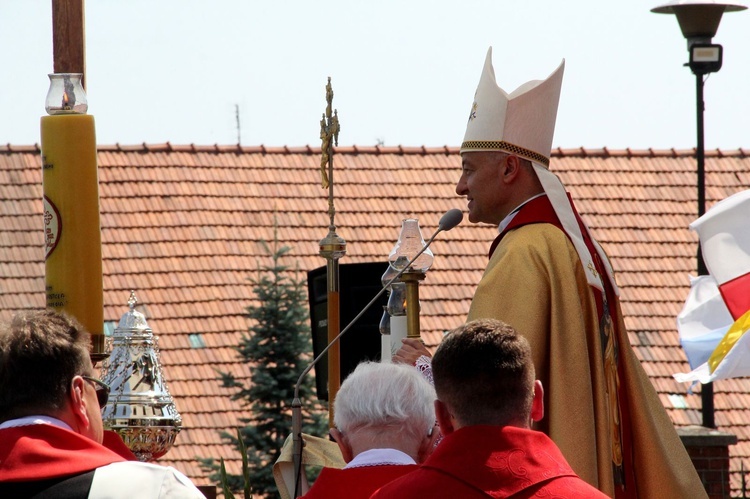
xmin=318 ymin=78 xmax=345 ymax=428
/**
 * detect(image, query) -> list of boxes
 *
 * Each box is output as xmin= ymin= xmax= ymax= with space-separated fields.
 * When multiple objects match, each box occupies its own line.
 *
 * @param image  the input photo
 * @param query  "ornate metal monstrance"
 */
xmin=100 ymin=291 xmax=182 ymax=461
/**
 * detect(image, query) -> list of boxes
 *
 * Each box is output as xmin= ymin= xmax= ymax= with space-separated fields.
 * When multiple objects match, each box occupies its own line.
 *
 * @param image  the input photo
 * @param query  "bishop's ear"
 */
xmin=500 ymin=154 xmax=523 ymax=183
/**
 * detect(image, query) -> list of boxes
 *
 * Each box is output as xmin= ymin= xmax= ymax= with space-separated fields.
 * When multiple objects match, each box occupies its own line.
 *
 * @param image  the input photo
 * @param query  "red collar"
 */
xmin=488 ymin=195 xmax=562 ymax=259
xmin=0 ymin=424 xmax=134 ymax=481
xmin=425 ymin=426 xmax=577 ymax=498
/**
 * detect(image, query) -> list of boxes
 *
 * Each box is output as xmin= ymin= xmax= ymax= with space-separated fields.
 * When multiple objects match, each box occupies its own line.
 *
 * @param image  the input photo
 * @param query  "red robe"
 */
xmin=0 ymin=422 xmax=206 ymax=498
xmin=0 ymin=423 xmax=134 ymax=482
xmin=370 ymin=425 xmax=608 ymax=498
xmin=301 ymin=464 xmax=418 ymax=499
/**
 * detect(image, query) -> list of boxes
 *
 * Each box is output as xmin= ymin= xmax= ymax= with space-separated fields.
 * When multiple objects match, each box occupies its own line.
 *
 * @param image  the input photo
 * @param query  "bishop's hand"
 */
xmin=392 ymin=337 xmax=432 ymax=365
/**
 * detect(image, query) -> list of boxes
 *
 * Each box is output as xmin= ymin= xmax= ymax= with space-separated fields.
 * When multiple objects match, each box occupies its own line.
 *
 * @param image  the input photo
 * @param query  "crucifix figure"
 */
xmin=319 ymin=77 xmax=340 ymax=190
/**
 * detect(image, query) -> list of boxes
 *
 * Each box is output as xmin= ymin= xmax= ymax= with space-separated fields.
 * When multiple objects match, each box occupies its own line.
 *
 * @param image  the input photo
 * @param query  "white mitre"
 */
xmin=461 ymin=47 xmax=617 ymax=293
xmin=461 ymin=47 xmax=563 ymax=167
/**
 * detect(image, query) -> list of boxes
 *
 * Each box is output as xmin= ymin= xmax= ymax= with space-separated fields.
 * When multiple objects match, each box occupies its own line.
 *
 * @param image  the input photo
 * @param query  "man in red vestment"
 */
xmin=0 ymin=309 xmax=204 ymax=498
xmin=373 ymin=319 xmax=608 ymax=499
xmin=301 ymin=361 xmax=437 ymax=499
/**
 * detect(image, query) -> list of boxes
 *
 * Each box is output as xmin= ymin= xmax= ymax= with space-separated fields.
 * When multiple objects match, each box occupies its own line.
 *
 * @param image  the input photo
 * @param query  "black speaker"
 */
xmin=307 ymin=261 xmax=388 ymax=401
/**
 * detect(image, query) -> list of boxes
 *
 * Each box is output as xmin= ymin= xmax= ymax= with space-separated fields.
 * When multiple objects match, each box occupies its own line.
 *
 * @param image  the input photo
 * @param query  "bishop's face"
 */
xmin=456 ymin=152 xmax=507 ymax=225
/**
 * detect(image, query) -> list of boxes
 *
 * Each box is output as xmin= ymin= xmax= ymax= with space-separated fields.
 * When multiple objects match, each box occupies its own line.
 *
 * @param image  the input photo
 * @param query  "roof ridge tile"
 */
xmin=4 ymin=143 xmax=750 ymax=158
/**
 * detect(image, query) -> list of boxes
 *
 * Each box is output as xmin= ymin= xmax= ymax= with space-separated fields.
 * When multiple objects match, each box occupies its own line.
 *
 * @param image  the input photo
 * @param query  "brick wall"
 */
xmin=678 ymin=425 xmax=737 ymax=499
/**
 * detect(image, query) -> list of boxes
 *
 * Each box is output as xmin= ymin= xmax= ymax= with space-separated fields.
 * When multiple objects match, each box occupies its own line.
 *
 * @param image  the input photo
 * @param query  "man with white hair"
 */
xmin=301 ymin=361 xmax=437 ymax=499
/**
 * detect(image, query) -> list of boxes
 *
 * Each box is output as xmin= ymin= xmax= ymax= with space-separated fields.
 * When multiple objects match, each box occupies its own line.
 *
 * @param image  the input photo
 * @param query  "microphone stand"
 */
xmin=290 ymin=221 xmax=453 ymax=497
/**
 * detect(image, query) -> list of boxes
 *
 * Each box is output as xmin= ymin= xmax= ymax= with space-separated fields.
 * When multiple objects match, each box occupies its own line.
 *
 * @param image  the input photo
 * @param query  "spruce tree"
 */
xmin=199 ymin=233 xmax=326 ymax=497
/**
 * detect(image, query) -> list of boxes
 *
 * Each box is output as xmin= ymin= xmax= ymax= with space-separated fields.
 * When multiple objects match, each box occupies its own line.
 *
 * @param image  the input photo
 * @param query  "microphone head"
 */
xmin=438 ymin=208 xmax=464 ymax=231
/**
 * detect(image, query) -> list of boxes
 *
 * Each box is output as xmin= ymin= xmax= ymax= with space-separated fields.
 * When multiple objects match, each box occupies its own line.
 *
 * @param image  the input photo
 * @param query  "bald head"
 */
xmin=457 ymin=152 xmax=543 ymax=225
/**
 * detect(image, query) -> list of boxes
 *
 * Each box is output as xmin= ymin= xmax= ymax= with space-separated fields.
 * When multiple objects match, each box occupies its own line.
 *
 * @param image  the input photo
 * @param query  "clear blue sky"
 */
xmin=2 ymin=0 xmax=749 ymax=149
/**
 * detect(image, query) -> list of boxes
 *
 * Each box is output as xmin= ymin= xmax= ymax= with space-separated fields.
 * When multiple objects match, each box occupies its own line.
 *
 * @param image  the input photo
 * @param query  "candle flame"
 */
xmin=62 ymin=76 xmax=76 ymax=110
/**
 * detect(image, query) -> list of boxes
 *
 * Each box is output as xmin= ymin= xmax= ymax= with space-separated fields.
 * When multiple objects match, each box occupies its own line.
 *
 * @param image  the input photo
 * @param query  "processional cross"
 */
xmin=317 ymin=77 xmax=346 ymax=427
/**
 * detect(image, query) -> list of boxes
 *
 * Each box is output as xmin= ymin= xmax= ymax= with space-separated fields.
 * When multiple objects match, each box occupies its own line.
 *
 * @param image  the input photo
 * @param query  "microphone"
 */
xmin=437 ymin=208 xmax=463 ymax=232
xmin=290 ymin=208 xmax=463 ymax=496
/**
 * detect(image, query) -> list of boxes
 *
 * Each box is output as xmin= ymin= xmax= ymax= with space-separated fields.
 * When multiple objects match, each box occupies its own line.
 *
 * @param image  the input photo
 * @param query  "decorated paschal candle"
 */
xmin=41 ymin=73 xmax=106 ymax=361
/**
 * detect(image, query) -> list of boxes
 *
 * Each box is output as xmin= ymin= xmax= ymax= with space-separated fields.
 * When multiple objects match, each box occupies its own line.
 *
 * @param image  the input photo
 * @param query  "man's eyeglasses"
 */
xmin=81 ymin=375 xmax=110 ymax=409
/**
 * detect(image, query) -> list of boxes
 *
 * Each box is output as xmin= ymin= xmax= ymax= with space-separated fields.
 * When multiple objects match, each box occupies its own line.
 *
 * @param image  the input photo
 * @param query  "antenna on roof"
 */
xmin=235 ymin=104 xmax=241 ymax=146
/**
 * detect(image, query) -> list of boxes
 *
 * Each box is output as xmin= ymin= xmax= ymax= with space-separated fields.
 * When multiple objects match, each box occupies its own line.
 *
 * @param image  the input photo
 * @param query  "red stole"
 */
xmin=489 ymin=194 xmax=637 ymax=498
xmin=0 ymin=424 xmax=135 ymax=481
xmin=302 ymin=464 xmax=418 ymax=498
xmin=490 ymin=195 xmax=615 ymax=325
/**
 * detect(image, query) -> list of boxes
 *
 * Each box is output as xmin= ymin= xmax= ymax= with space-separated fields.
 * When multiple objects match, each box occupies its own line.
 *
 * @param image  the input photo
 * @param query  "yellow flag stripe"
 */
xmin=708 ymin=309 xmax=750 ymax=373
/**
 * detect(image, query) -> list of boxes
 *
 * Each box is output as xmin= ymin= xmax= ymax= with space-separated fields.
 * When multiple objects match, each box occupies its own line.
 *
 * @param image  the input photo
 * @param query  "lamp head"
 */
xmin=651 ymin=1 xmax=747 ymax=45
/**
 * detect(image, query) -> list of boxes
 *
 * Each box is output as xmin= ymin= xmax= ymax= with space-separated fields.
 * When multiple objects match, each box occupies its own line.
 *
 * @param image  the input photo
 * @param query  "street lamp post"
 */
xmin=652 ymin=0 xmax=747 ymax=429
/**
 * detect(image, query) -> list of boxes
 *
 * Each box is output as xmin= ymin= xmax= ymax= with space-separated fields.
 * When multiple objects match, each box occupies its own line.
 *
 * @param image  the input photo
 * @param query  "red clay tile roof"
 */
xmin=2 ymin=143 xmax=750 ymax=489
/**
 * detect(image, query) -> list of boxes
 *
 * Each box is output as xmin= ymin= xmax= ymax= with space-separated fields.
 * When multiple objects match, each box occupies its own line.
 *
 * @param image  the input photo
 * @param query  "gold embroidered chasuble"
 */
xmin=467 ymin=223 xmax=705 ymax=498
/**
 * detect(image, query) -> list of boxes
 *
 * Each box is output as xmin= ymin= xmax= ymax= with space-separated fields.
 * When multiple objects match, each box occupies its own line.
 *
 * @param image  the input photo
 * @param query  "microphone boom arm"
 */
xmin=293 ymin=227 xmax=440 ymax=397
xmin=290 ymin=208 xmax=462 ymax=497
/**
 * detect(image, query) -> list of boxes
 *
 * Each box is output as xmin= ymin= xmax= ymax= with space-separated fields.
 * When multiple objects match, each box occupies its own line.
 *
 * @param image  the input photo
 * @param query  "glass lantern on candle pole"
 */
xmin=45 ymin=73 xmax=88 ymax=115
xmin=387 ymin=219 xmax=434 ymax=345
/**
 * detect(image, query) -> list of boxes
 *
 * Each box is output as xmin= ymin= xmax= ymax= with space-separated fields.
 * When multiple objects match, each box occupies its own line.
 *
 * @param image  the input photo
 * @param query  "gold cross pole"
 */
xmin=318 ymin=77 xmax=346 ymax=428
